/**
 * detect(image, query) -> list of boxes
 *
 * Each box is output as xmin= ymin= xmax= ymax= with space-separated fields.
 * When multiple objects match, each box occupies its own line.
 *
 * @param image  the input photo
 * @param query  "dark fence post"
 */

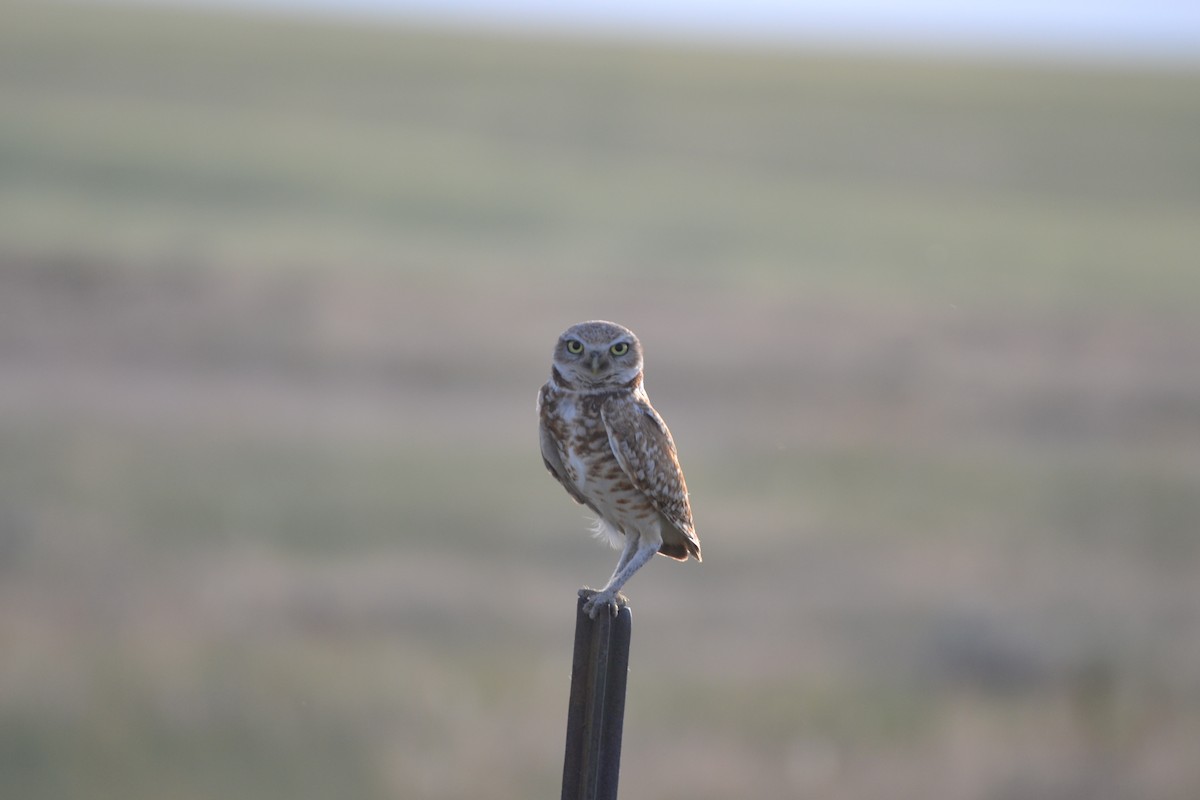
xmin=561 ymin=596 xmax=633 ymax=800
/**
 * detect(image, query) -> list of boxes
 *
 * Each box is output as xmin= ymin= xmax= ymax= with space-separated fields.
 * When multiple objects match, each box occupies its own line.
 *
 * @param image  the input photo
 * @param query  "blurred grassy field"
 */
xmin=2 ymin=2 xmax=1200 ymax=799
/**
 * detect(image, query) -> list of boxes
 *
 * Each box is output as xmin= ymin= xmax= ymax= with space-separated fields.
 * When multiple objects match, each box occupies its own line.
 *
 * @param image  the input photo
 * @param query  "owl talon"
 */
xmin=579 ymin=588 xmax=628 ymax=619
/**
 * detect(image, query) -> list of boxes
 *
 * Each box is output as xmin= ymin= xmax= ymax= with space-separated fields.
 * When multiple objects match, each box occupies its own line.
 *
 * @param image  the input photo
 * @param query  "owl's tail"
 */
xmin=658 ymin=532 xmax=701 ymax=562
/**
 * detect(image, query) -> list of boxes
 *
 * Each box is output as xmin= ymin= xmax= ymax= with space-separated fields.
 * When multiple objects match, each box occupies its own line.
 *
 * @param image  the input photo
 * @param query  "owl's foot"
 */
xmin=579 ymin=587 xmax=629 ymax=619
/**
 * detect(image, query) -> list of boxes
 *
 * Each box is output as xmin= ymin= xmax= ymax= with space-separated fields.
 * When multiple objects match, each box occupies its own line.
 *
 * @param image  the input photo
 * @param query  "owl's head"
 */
xmin=552 ymin=320 xmax=643 ymax=390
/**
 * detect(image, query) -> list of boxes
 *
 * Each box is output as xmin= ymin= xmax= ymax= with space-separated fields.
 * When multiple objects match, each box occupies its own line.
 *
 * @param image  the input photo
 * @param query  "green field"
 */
xmin=2 ymin=3 xmax=1199 ymax=799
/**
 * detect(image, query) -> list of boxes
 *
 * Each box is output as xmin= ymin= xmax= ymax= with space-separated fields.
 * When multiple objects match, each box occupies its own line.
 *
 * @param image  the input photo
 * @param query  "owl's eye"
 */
xmin=565 ymin=339 xmax=584 ymax=354
xmin=609 ymin=342 xmax=630 ymax=356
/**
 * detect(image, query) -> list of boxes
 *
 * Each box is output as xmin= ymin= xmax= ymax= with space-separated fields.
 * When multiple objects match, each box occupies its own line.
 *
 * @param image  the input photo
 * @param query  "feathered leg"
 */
xmin=608 ymin=533 xmax=637 ymax=580
xmin=581 ymin=529 xmax=661 ymax=618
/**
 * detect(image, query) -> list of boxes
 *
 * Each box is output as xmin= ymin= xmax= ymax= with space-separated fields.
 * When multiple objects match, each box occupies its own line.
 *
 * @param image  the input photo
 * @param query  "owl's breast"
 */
xmin=547 ymin=396 xmax=598 ymax=483
xmin=543 ymin=388 xmax=665 ymax=536
xmin=569 ymin=409 xmax=659 ymax=527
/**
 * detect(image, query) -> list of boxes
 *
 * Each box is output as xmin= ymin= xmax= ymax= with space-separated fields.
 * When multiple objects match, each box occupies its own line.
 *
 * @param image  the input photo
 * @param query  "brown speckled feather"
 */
xmin=601 ymin=394 xmax=700 ymax=561
xmin=537 ymin=383 xmax=599 ymax=514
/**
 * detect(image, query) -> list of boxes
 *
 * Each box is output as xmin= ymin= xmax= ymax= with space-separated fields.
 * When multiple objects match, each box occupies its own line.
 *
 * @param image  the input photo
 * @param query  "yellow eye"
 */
xmin=610 ymin=342 xmax=629 ymax=356
xmin=565 ymin=339 xmax=584 ymax=354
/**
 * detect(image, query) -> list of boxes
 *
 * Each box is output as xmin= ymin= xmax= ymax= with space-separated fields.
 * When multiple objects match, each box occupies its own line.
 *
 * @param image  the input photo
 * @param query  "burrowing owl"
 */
xmin=538 ymin=320 xmax=701 ymax=618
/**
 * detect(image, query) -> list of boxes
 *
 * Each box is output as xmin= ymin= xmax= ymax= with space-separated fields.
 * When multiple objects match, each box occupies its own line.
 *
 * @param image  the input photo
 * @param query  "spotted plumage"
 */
xmin=537 ymin=320 xmax=700 ymax=618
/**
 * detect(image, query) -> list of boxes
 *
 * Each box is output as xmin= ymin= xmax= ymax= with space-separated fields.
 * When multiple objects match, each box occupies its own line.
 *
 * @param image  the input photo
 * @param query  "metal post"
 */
xmin=561 ymin=596 xmax=633 ymax=800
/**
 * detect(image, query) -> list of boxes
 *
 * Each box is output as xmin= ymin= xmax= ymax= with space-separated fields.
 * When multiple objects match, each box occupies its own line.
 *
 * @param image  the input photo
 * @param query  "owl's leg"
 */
xmin=579 ymin=534 xmax=635 ymax=618
xmin=608 ymin=533 xmax=638 ymax=581
xmin=582 ymin=532 xmax=661 ymax=618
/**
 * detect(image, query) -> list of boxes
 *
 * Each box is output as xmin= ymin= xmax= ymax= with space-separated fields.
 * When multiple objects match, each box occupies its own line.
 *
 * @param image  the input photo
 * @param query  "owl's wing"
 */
xmin=537 ymin=384 xmax=593 ymax=509
xmin=601 ymin=395 xmax=699 ymax=553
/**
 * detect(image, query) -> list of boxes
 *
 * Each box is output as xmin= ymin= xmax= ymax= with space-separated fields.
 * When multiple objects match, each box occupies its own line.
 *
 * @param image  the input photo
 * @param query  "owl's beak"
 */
xmin=589 ymin=352 xmax=602 ymax=374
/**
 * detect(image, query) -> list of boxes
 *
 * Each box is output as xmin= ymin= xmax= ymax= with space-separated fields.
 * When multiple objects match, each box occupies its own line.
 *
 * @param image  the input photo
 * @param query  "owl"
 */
xmin=537 ymin=320 xmax=701 ymax=618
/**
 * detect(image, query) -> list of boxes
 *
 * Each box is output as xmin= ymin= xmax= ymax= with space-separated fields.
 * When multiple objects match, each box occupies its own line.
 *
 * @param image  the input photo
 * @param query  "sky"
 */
xmin=116 ymin=0 xmax=1200 ymax=62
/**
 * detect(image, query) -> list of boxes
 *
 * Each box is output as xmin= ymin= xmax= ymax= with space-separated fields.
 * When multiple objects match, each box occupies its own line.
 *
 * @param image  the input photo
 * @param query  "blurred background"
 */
xmin=2 ymin=1 xmax=1199 ymax=798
